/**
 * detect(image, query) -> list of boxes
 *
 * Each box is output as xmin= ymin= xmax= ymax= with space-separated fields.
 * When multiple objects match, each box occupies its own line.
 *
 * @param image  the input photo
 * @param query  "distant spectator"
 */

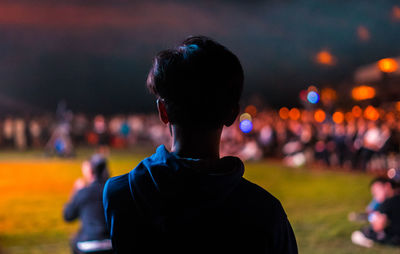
xmin=64 ymin=154 xmax=112 ymax=254
xmin=351 ymin=177 xmax=400 ymax=248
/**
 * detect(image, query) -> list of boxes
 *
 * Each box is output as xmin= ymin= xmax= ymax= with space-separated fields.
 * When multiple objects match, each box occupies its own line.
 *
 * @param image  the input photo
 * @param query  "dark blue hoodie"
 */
xmin=103 ymin=145 xmax=297 ymax=254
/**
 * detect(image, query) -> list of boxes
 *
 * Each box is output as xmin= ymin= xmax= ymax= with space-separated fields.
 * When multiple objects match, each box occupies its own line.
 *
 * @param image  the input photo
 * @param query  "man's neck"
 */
xmin=170 ymin=124 xmax=222 ymax=160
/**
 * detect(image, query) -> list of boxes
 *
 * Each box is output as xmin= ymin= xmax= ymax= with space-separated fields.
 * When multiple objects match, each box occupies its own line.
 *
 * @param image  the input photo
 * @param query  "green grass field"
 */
xmin=0 ymin=148 xmax=398 ymax=254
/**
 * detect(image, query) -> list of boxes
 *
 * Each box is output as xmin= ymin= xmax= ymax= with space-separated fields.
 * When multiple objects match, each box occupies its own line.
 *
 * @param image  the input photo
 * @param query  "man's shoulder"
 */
xmin=233 ymin=178 xmax=286 ymax=217
xmin=238 ymin=178 xmax=282 ymax=202
xmin=383 ymin=194 xmax=400 ymax=207
xmin=103 ymin=173 xmax=131 ymax=207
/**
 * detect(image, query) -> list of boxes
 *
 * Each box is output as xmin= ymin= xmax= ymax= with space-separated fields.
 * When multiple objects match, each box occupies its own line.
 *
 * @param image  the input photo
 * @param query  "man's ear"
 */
xmin=157 ymin=99 xmax=169 ymax=125
xmin=224 ymin=103 xmax=240 ymax=127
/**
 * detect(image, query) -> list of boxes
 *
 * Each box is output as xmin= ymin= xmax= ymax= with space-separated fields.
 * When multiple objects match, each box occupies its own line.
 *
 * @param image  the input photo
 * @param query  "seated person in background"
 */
xmin=64 ymin=154 xmax=112 ymax=254
xmin=103 ymin=35 xmax=298 ymax=254
xmin=351 ymin=177 xmax=400 ymax=248
xmin=348 ymin=177 xmax=386 ymax=222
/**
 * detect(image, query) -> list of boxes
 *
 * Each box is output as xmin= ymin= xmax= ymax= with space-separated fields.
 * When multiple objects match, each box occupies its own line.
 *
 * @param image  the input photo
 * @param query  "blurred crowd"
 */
xmin=1 ymin=103 xmax=400 ymax=173
xmin=227 ymin=105 xmax=400 ymax=173
xmin=0 ymin=113 xmax=171 ymax=156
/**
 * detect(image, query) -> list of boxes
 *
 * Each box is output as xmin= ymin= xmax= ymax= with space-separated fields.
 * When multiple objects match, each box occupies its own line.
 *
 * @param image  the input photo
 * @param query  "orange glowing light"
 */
xmin=279 ymin=107 xmax=290 ymax=120
xmin=314 ymin=109 xmax=326 ymax=123
xmin=345 ymin=112 xmax=354 ymax=122
xmin=392 ymin=6 xmax=400 ymax=21
xmin=386 ymin=112 xmax=395 ymax=122
xmin=315 ymin=50 xmax=335 ymax=66
xmin=307 ymin=85 xmax=318 ymax=92
xmin=245 ymin=105 xmax=258 ymax=117
xmin=396 ymin=101 xmax=400 ymax=112
xmin=352 ymin=105 xmax=362 ymax=118
xmin=289 ymin=108 xmax=301 ymax=121
xmin=357 ymin=26 xmax=370 ymax=41
xmin=332 ymin=111 xmax=344 ymax=124
xmin=321 ymin=88 xmax=337 ymax=103
xmin=351 ymin=86 xmax=376 ymax=101
xmin=364 ymin=105 xmax=379 ymax=121
xmin=378 ymin=58 xmax=398 ymax=73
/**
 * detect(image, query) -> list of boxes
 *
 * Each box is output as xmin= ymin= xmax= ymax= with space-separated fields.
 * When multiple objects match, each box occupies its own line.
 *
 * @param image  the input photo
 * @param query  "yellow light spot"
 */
xmin=239 ymin=113 xmax=252 ymax=122
xmin=314 ymin=109 xmax=326 ymax=123
xmin=378 ymin=58 xmax=398 ymax=73
xmin=351 ymin=86 xmax=376 ymax=101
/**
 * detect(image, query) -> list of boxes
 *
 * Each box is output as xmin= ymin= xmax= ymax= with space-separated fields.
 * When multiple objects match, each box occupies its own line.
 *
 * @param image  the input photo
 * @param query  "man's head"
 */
xmin=146 ymin=35 xmax=244 ymax=129
xmin=370 ymin=177 xmax=395 ymax=203
xmin=82 ymin=154 xmax=109 ymax=183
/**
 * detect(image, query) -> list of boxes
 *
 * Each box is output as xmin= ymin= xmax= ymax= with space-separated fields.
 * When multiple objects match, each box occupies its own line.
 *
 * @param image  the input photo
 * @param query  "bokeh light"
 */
xmin=239 ymin=113 xmax=252 ymax=122
xmin=307 ymin=85 xmax=318 ymax=92
xmin=315 ymin=50 xmax=335 ymax=66
xmin=352 ymin=105 xmax=362 ymax=118
xmin=357 ymin=25 xmax=370 ymax=41
xmin=345 ymin=112 xmax=354 ymax=122
xmin=321 ymin=88 xmax=337 ymax=104
xmin=279 ymin=107 xmax=290 ymax=119
xmin=245 ymin=105 xmax=258 ymax=117
xmin=351 ymin=86 xmax=376 ymax=101
xmin=289 ymin=108 xmax=301 ymax=121
xmin=332 ymin=111 xmax=344 ymax=124
xmin=392 ymin=6 xmax=400 ymax=21
xmin=307 ymin=91 xmax=320 ymax=104
xmin=314 ymin=109 xmax=326 ymax=123
xmin=364 ymin=105 xmax=379 ymax=121
xmin=378 ymin=58 xmax=398 ymax=73
xmin=239 ymin=119 xmax=253 ymax=133
xmin=299 ymin=90 xmax=308 ymax=101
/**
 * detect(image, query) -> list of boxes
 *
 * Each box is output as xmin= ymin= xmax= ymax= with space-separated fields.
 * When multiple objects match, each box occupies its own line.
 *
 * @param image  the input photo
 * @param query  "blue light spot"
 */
xmin=307 ymin=91 xmax=319 ymax=104
xmin=240 ymin=119 xmax=253 ymax=133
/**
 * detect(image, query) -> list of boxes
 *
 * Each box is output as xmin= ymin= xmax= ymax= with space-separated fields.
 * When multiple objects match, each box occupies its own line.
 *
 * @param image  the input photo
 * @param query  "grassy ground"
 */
xmin=0 ymin=148 xmax=398 ymax=254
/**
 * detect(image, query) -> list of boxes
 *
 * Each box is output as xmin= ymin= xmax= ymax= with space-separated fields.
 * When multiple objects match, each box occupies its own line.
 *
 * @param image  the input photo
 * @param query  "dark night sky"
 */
xmin=0 ymin=0 xmax=399 ymax=115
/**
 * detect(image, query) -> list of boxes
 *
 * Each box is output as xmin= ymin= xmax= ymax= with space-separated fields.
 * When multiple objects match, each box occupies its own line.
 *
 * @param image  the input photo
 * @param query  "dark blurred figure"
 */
xmin=334 ymin=124 xmax=347 ymax=167
xmin=351 ymin=178 xmax=400 ymax=248
xmin=103 ymin=36 xmax=297 ymax=254
xmin=64 ymin=154 xmax=112 ymax=254
xmin=314 ymin=123 xmax=334 ymax=166
xmin=46 ymin=101 xmax=74 ymax=157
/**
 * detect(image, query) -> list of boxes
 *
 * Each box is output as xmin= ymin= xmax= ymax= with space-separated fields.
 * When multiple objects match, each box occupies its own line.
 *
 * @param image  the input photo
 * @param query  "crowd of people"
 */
xmin=1 ymin=103 xmax=400 ymax=174
xmin=0 ymin=113 xmax=171 ymax=156
xmin=227 ymin=105 xmax=400 ymax=173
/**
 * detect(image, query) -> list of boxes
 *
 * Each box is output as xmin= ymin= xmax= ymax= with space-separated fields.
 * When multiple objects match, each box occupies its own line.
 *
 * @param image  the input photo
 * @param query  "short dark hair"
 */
xmin=146 ymin=35 xmax=244 ymax=128
xmin=370 ymin=177 xmax=395 ymax=189
xmin=90 ymin=154 xmax=109 ymax=183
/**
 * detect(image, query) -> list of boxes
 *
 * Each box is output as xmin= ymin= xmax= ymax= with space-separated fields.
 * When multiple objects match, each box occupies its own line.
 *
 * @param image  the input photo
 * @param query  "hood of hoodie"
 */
xmin=128 ymin=145 xmax=244 ymax=232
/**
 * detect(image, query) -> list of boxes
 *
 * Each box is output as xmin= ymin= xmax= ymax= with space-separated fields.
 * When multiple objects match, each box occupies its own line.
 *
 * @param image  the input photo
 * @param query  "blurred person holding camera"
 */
xmin=64 ymin=154 xmax=112 ymax=254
